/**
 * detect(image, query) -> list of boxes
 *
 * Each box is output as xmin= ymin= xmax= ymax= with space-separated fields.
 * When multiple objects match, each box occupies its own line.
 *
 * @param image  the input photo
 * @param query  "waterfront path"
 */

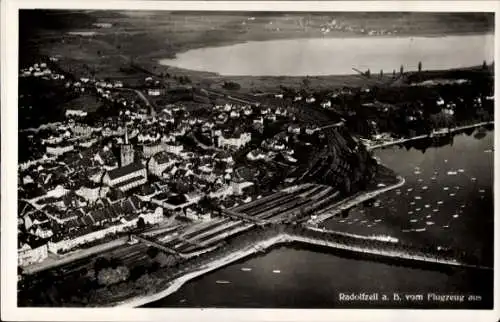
xmin=24 ymin=237 xmax=128 ymax=274
xmin=116 ymin=230 xmax=490 ymax=307
xmin=366 ymin=121 xmax=494 ymax=151
xmin=287 ymin=233 xmax=491 ymax=270
xmin=308 ymin=176 xmax=406 ymax=225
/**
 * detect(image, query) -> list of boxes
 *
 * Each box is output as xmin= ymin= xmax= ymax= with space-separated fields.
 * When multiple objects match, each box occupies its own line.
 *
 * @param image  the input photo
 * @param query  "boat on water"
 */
xmin=216 ymin=280 xmax=231 ymax=284
xmin=241 ymin=267 xmax=252 ymax=272
xmin=272 ymin=270 xmax=281 ymax=274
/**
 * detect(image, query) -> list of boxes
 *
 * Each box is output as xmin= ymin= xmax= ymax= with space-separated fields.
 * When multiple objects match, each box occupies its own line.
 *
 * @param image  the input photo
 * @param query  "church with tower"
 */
xmin=102 ymin=128 xmax=148 ymax=192
xmin=120 ymin=129 xmax=134 ymax=167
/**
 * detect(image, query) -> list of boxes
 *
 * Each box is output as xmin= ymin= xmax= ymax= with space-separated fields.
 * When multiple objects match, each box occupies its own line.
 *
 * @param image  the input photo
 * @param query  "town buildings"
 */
xmin=103 ymin=163 xmax=148 ymax=192
xmin=218 ymin=132 xmax=252 ymax=150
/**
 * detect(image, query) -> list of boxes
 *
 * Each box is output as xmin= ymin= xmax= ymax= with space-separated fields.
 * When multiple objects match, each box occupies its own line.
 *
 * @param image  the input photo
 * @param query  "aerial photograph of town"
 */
xmin=16 ymin=9 xmax=494 ymax=309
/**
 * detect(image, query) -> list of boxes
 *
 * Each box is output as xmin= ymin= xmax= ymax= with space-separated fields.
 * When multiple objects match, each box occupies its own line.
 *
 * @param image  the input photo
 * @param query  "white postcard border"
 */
xmin=2 ymin=1 xmax=499 ymax=321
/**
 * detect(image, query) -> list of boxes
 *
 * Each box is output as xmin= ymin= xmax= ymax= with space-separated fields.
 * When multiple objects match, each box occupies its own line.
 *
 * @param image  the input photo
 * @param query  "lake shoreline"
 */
xmin=366 ymin=121 xmax=494 ymax=151
xmin=155 ymin=34 xmax=494 ymax=77
xmin=153 ymin=30 xmax=495 ymax=61
xmin=113 ymin=176 xmax=406 ymax=308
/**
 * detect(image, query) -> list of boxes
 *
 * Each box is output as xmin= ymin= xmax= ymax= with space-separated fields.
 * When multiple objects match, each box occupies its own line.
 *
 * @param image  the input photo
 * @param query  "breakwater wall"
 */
xmin=116 ymin=224 xmax=489 ymax=308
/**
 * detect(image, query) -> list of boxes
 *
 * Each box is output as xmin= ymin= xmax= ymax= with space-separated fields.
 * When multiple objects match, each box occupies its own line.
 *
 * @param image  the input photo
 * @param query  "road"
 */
xmin=23 ymin=237 xmax=128 ymax=274
xmin=115 ymin=87 xmax=153 ymax=107
xmin=366 ymin=121 xmax=494 ymax=151
xmin=204 ymin=88 xmax=260 ymax=106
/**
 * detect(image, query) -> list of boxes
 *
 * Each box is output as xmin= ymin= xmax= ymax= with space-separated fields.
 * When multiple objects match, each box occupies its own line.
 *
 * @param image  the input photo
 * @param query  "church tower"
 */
xmin=120 ymin=127 xmax=134 ymax=167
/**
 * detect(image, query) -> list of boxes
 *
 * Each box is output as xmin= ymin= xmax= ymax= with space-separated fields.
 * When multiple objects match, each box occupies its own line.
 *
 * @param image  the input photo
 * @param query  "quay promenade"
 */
xmin=366 ymin=121 xmax=494 ymax=151
xmin=309 ymin=176 xmax=406 ymax=225
xmin=118 ymin=227 xmax=489 ymax=307
xmin=286 ymin=231 xmax=491 ymax=271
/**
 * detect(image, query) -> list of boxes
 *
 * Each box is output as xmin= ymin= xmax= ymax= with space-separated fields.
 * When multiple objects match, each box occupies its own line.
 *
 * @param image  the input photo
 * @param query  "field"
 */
xmin=20 ymin=11 xmax=494 ymax=91
xmin=59 ymin=93 xmax=103 ymax=113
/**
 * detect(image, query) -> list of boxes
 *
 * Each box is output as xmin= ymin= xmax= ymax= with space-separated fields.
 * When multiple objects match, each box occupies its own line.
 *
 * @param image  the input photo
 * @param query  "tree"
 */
xmin=400 ymin=65 xmax=404 ymax=75
xmin=222 ymin=81 xmax=241 ymax=90
xmin=199 ymin=195 xmax=217 ymax=211
xmin=94 ymin=257 xmax=110 ymax=278
xmin=482 ymin=60 xmax=488 ymax=70
xmin=97 ymin=266 xmax=130 ymax=286
xmin=147 ymin=246 xmax=159 ymax=259
xmin=418 ymin=61 xmax=422 ymax=73
xmin=137 ymin=217 xmax=146 ymax=230
xmin=302 ymin=77 xmax=311 ymax=88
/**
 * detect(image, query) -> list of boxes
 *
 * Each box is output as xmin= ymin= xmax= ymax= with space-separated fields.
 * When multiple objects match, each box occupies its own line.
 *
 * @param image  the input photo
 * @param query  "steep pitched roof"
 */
xmin=107 ymin=163 xmax=145 ymax=180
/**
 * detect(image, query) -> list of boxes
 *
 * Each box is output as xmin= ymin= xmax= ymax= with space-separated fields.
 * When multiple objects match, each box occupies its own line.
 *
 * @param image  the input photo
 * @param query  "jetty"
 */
xmin=366 ymin=121 xmax=494 ymax=151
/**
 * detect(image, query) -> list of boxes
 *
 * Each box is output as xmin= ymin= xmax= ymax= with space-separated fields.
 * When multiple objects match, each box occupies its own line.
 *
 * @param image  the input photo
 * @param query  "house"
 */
xmin=151 ymin=192 xmax=201 ymax=211
xmin=42 ymin=135 xmax=64 ymax=145
xmin=231 ymin=178 xmax=254 ymax=196
xmin=218 ymin=132 xmax=251 ymax=150
xmin=321 ymin=100 xmax=332 ymax=108
xmin=48 ymin=220 xmax=134 ymax=254
xmin=149 ymin=152 xmax=176 ymax=176
xmin=65 ymin=109 xmax=88 ymax=118
xmin=46 ymin=144 xmax=74 ymax=156
xmin=72 ymin=124 xmax=95 ymax=136
xmin=143 ymin=143 xmax=168 ymax=158
xmin=260 ymin=107 xmax=271 ymax=115
xmin=93 ymin=22 xmax=113 ymax=28
xmin=18 ymin=243 xmax=48 ymax=266
xmin=29 ymin=220 xmax=53 ymax=239
xmin=287 ymin=124 xmax=301 ymax=135
xmin=102 ymin=163 xmax=148 ymax=192
xmin=247 ymin=149 xmax=267 ymax=161
xmin=253 ymin=117 xmax=264 ymax=125
xmin=76 ymin=185 xmax=109 ymax=202
xmin=214 ymin=150 xmax=234 ymax=164
xmin=215 ymin=113 xmax=229 ymax=124
xmin=139 ymin=207 xmax=164 ymax=225
xmin=80 ymin=138 xmax=98 ymax=148
xmin=94 ymin=149 xmax=118 ymax=169
xmin=147 ymin=88 xmax=164 ymax=96
xmin=305 ymin=126 xmax=319 ymax=135
xmin=243 ymin=107 xmax=253 ymax=116
xmin=266 ymin=114 xmax=277 ymax=122
xmin=47 ymin=197 xmax=143 ymax=254
xmin=165 ymin=144 xmax=184 ymax=155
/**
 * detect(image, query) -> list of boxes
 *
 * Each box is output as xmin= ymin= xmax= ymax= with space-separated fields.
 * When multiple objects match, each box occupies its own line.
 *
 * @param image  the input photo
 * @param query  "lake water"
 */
xmin=145 ymin=128 xmax=494 ymax=308
xmin=323 ymin=129 xmax=494 ymax=266
xmin=159 ymin=34 xmax=494 ymax=76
